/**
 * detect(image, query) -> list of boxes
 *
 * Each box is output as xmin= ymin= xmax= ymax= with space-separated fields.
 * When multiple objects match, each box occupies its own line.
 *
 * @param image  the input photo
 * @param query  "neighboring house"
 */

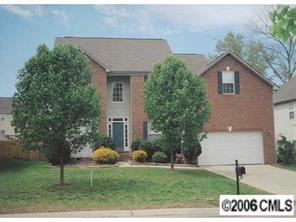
xmin=273 ymin=76 xmax=296 ymax=142
xmin=0 ymin=97 xmax=15 ymax=140
xmin=55 ymin=37 xmax=276 ymax=165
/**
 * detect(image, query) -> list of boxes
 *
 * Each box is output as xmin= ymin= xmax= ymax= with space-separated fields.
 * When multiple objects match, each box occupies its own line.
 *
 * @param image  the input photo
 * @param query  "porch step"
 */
xmin=118 ymin=152 xmax=131 ymax=161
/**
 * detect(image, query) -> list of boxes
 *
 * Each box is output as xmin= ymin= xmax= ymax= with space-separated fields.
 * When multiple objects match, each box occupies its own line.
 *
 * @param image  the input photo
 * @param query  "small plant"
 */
xmin=277 ymin=136 xmax=296 ymax=165
xmin=92 ymin=147 xmax=119 ymax=164
xmin=139 ymin=140 xmax=154 ymax=160
xmin=132 ymin=150 xmax=148 ymax=162
xmin=152 ymin=151 xmax=168 ymax=163
xmin=175 ymin=153 xmax=184 ymax=164
xmin=131 ymin=139 xmax=155 ymax=160
xmin=131 ymin=138 xmax=142 ymax=151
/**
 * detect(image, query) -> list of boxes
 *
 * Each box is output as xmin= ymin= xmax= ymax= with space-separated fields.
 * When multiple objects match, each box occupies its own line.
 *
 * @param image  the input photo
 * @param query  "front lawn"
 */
xmin=0 ymin=159 xmax=265 ymax=214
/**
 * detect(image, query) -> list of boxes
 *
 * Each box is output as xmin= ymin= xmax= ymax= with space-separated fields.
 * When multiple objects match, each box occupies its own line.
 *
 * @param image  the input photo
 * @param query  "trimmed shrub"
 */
xmin=132 ymin=150 xmax=147 ymax=162
xmin=139 ymin=140 xmax=154 ymax=160
xmin=277 ymin=136 xmax=296 ymax=164
xmin=92 ymin=147 xmax=119 ymax=164
xmin=152 ymin=151 xmax=168 ymax=163
xmin=131 ymin=139 xmax=155 ymax=160
xmin=131 ymin=138 xmax=142 ymax=152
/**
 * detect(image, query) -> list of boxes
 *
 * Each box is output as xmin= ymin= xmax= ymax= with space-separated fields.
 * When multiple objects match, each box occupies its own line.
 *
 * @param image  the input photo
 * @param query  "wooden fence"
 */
xmin=0 ymin=140 xmax=40 ymax=161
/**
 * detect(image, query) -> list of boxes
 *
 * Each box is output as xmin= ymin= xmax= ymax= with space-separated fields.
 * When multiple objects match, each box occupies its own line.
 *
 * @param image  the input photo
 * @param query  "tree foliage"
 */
xmin=251 ymin=6 xmax=296 ymax=84
xmin=12 ymin=44 xmax=101 ymax=185
xmin=143 ymin=56 xmax=210 ymax=169
xmin=214 ymin=32 xmax=268 ymax=74
xmin=270 ymin=5 xmax=296 ymax=43
xmin=214 ymin=28 xmax=296 ymax=84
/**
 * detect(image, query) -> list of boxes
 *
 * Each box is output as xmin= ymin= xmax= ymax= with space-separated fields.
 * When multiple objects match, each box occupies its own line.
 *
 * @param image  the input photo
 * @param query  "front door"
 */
xmin=112 ymin=122 xmax=124 ymax=151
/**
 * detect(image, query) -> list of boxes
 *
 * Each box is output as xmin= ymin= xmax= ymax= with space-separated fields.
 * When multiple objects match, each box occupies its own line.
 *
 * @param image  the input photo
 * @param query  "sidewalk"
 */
xmin=1 ymin=208 xmax=219 ymax=218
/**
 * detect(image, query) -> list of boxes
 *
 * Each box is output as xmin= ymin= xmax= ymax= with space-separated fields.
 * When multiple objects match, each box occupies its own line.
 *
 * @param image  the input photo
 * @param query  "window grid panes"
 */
xmin=223 ymin=83 xmax=234 ymax=94
xmin=289 ymin=111 xmax=295 ymax=119
xmin=112 ymin=82 xmax=123 ymax=102
xmin=124 ymin=124 xmax=128 ymax=147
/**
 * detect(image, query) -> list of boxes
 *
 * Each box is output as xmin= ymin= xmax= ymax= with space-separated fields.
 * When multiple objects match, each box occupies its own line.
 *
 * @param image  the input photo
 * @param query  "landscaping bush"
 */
xmin=139 ymin=140 xmax=155 ymax=160
xmin=131 ymin=138 xmax=155 ymax=160
xmin=93 ymin=136 xmax=116 ymax=150
xmin=92 ymin=147 xmax=119 ymax=164
xmin=132 ymin=150 xmax=147 ymax=162
xmin=182 ymin=133 xmax=205 ymax=164
xmin=44 ymin=148 xmax=72 ymax=165
xmin=277 ymin=136 xmax=296 ymax=164
xmin=131 ymin=138 xmax=143 ymax=151
xmin=175 ymin=153 xmax=184 ymax=164
xmin=152 ymin=151 xmax=168 ymax=163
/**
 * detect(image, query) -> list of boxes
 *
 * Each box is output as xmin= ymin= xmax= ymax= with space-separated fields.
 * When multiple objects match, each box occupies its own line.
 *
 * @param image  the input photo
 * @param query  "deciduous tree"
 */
xmin=12 ymin=44 xmax=101 ymax=185
xmin=143 ymin=57 xmax=210 ymax=170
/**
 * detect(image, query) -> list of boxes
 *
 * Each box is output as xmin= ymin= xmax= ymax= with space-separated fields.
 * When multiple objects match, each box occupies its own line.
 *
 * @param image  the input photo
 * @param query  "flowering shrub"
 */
xmin=175 ymin=153 xmax=184 ymax=164
xmin=132 ymin=150 xmax=148 ymax=162
xmin=92 ymin=147 xmax=119 ymax=164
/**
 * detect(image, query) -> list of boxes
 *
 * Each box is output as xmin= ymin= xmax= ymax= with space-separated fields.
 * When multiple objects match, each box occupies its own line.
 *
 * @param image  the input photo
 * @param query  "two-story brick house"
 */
xmin=55 ymin=37 xmax=276 ymax=165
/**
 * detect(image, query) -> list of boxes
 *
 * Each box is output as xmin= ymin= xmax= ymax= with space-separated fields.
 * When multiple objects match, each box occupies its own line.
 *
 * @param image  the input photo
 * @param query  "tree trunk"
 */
xmin=170 ymin=151 xmax=174 ymax=171
xmin=59 ymin=151 xmax=64 ymax=185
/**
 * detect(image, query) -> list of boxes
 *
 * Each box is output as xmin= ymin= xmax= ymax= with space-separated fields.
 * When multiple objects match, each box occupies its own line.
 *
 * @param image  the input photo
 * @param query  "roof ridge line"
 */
xmin=62 ymin=36 xmax=166 ymax=41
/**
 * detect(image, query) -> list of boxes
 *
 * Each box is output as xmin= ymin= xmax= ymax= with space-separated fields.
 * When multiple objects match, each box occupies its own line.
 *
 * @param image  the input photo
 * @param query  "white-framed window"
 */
xmin=222 ymin=71 xmax=235 ymax=94
xmin=112 ymin=82 xmax=124 ymax=102
xmin=0 ymin=130 xmax=5 ymax=135
xmin=289 ymin=102 xmax=295 ymax=120
xmin=148 ymin=121 xmax=161 ymax=141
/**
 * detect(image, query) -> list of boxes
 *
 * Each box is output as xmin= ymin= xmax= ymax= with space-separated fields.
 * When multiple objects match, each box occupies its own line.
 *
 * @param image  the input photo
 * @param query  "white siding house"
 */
xmin=273 ymin=77 xmax=296 ymax=141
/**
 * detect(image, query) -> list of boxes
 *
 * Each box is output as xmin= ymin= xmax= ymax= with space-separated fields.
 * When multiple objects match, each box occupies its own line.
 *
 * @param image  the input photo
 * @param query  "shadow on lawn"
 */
xmin=0 ymin=158 xmax=35 ymax=172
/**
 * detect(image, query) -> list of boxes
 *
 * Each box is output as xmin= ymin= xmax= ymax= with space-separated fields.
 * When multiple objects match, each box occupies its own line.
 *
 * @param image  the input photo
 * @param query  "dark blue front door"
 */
xmin=112 ymin=122 xmax=124 ymax=150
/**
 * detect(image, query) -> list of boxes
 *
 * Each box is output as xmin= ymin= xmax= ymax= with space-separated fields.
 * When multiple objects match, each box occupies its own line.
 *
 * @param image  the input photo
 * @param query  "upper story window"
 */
xmin=112 ymin=82 xmax=124 ymax=102
xmin=222 ymin=71 xmax=235 ymax=94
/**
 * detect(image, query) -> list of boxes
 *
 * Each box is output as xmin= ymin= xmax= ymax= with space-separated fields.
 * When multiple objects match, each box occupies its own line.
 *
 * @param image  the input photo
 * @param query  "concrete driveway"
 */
xmin=203 ymin=165 xmax=296 ymax=196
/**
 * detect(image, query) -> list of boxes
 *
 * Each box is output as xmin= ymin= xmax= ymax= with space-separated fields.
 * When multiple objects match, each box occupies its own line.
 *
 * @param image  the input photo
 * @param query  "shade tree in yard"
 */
xmin=12 ymin=44 xmax=101 ymax=185
xmin=143 ymin=56 xmax=210 ymax=170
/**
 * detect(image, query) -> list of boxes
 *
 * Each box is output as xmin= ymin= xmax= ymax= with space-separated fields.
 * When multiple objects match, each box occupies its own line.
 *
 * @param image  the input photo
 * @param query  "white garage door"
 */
xmin=199 ymin=131 xmax=264 ymax=166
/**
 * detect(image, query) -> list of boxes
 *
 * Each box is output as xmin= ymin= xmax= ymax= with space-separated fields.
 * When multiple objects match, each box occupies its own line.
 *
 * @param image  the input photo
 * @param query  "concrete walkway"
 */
xmin=203 ymin=165 xmax=296 ymax=196
xmin=1 ymin=208 xmax=219 ymax=218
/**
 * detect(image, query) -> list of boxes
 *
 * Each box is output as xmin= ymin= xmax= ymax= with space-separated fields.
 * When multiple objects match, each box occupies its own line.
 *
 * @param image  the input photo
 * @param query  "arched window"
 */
xmin=112 ymin=82 xmax=124 ymax=102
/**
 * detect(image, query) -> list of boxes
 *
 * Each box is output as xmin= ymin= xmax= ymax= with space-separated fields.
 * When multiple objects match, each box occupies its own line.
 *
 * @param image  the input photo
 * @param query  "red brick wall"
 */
xmin=89 ymin=59 xmax=107 ymax=136
xmin=202 ymin=54 xmax=276 ymax=164
xmin=130 ymin=75 xmax=148 ymax=140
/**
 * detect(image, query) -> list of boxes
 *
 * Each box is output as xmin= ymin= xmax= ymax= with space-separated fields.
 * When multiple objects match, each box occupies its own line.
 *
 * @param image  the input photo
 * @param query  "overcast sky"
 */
xmin=0 ymin=5 xmax=273 ymax=96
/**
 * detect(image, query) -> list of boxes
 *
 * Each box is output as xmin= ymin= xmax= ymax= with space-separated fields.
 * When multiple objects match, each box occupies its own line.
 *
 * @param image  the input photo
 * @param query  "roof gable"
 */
xmin=200 ymin=51 xmax=275 ymax=87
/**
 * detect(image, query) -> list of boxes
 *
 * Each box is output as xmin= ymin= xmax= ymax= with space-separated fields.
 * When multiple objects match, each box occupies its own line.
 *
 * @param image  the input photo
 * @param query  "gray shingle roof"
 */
xmin=0 ymin=97 xmax=12 ymax=114
xmin=55 ymin=37 xmax=173 ymax=73
xmin=273 ymin=76 xmax=296 ymax=105
xmin=174 ymin=53 xmax=209 ymax=75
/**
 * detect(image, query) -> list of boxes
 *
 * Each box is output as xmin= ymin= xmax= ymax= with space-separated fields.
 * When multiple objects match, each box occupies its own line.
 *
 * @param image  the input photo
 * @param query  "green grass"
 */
xmin=276 ymin=163 xmax=296 ymax=172
xmin=0 ymin=159 xmax=265 ymax=214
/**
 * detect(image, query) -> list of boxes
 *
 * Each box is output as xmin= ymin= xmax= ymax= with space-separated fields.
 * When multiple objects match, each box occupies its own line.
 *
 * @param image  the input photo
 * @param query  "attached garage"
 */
xmin=199 ymin=131 xmax=264 ymax=166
